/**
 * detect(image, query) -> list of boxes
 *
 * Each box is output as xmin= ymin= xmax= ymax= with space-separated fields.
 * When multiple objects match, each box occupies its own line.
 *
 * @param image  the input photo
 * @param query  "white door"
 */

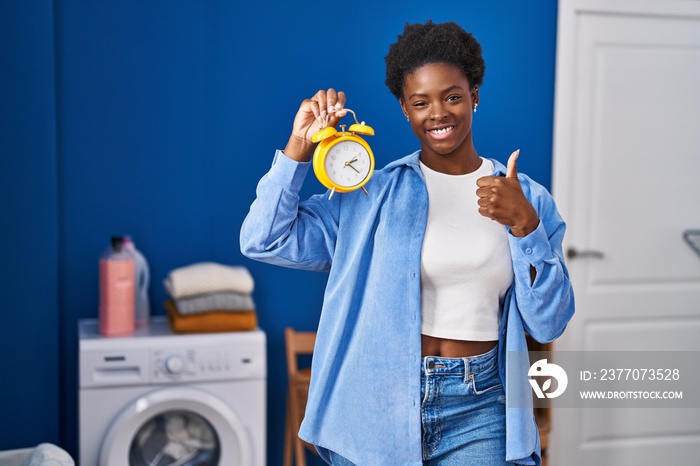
xmin=550 ymin=1 xmax=700 ymax=464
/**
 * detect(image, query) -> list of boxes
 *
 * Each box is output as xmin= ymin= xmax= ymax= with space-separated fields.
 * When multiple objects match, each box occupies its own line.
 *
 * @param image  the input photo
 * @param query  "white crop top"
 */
xmin=419 ymin=158 xmax=514 ymax=341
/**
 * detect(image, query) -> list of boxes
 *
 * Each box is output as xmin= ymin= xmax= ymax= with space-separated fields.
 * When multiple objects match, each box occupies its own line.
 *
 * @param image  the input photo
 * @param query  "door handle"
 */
xmin=566 ymin=247 xmax=605 ymax=260
xmin=683 ymin=230 xmax=700 ymax=259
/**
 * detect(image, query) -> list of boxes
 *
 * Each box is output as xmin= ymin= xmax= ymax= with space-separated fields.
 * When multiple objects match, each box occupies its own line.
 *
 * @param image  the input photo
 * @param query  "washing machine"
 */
xmin=79 ymin=316 xmax=266 ymax=466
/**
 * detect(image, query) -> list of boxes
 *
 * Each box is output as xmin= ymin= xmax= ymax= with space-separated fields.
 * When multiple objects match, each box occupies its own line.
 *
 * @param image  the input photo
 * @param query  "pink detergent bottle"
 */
xmin=99 ymin=236 xmax=135 ymax=336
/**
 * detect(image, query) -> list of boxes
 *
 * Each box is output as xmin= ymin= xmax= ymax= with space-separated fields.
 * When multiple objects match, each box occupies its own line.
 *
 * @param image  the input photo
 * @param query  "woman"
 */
xmin=241 ymin=20 xmax=574 ymax=465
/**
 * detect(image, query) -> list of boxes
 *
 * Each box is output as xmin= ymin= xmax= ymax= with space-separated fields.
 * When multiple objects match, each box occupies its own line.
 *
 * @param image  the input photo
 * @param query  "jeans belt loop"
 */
xmin=462 ymin=357 xmax=470 ymax=383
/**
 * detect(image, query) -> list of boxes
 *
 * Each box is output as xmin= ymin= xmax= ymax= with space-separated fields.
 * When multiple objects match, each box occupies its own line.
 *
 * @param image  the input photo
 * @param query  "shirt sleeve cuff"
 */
xmin=509 ymin=220 xmax=550 ymax=265
xmin=268 ymin=149 xmax=312 ymax=190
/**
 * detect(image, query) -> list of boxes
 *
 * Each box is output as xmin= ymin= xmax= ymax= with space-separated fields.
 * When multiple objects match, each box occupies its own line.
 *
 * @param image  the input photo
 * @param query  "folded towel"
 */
xmin=164 ymin=262 xmax=254 ymax=299
xmin=174 ymin=291 xmax=255 ymax=315
xmin=165 ymin=300 xmax=257 ymax=333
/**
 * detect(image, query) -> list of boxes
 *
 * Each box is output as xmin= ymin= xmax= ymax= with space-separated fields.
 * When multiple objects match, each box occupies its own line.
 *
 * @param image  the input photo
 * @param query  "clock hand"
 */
xmin=344 ymin=157 xmax=360 ymax=173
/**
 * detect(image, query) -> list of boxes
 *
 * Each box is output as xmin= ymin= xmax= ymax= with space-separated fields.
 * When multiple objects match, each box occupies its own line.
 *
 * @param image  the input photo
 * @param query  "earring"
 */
xmin=405 ymin=115 xmax=409 ymax=121
xmin=473 ymin=103 xmax=478 ymax=113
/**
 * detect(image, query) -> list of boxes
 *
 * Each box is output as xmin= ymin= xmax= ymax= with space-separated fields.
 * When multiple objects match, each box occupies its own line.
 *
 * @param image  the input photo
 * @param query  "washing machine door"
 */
xmin=99 ymin=386 xmax=252 ymax=466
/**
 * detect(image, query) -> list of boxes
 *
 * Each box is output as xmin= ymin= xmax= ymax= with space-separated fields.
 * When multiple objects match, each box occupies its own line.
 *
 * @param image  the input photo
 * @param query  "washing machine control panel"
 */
xmin=152 ymin=345 xmax=263 ymax=383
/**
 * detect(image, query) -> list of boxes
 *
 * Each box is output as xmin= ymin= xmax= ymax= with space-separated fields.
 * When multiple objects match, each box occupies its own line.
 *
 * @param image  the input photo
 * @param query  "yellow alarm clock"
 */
xmin=311 ymin=108 xmax=375 ymax=199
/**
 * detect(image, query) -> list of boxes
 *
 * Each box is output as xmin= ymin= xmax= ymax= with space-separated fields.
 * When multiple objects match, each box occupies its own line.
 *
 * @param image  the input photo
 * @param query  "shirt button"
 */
xmin=525 ymin=247 xmax=533 ymax=254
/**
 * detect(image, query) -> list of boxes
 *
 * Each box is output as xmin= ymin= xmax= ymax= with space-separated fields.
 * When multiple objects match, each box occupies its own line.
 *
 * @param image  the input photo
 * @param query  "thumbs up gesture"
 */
xmin=476 ymin=150 xmax=540 ymax=237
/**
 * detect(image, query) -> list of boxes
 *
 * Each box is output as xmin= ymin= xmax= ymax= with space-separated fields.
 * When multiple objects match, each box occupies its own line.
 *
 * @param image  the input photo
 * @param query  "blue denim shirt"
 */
xmin=240 ymin=150 xmax=575 ymax=465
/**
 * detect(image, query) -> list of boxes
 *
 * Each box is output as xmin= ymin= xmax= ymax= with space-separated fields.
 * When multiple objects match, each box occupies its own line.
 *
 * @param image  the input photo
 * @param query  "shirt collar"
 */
xmin=385 ymin=150 xmax=508 ymax=177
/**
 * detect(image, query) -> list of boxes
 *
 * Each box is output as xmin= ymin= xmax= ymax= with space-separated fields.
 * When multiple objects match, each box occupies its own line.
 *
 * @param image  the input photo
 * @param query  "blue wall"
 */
xmin=0 ymin=1 xmax=558 ymax=464
xmin=0 ymin=0 xmax=59 ymax=450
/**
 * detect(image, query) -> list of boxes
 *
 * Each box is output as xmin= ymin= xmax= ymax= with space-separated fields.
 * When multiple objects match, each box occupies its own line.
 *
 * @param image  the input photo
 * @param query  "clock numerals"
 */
xmin=325 ymin=141 xmax=371 ymax=190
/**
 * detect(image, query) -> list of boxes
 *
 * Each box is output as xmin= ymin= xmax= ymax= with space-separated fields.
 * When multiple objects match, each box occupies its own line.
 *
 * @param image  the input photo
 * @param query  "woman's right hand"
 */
xmin=284 ymin=88 xmax=347 ymax=162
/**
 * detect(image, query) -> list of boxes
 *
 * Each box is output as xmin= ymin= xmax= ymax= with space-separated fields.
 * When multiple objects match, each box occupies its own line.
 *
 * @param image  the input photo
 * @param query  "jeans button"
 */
xmin=427 ymin=360 xmax=435 ymax=370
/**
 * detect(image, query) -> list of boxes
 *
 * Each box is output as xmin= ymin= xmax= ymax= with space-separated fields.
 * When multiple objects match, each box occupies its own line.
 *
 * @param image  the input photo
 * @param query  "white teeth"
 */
xmin=430 ymin=126 xmax=453 ymax=134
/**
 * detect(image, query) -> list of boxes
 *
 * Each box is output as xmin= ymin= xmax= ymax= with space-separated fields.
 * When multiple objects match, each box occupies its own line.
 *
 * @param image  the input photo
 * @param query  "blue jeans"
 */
xmin=421 ymin=345 xmax=507 ymax=465
xmin=329 ymin=345 xmax=507 ymax=466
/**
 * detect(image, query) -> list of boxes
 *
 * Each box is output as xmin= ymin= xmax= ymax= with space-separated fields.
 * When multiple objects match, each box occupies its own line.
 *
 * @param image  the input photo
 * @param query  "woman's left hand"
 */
xmin=476 ymin=150 xmax=540 ymax=237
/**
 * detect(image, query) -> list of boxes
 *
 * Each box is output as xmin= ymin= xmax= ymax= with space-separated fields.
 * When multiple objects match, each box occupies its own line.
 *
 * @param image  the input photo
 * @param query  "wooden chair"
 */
xmin=284 ymin=328 xmax=318 ymax=466
xmin=526 ymin=334 xmax=553 ymax=462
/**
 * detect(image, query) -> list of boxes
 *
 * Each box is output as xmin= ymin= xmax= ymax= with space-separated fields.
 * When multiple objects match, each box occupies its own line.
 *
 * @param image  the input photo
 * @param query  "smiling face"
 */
xmin=400 ymin=62 xmax=480 ymax=174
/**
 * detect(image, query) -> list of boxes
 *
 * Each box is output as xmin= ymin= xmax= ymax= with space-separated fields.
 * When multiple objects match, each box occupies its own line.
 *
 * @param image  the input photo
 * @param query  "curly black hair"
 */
xmin=384 ymin=20 xmax=485 ymax=100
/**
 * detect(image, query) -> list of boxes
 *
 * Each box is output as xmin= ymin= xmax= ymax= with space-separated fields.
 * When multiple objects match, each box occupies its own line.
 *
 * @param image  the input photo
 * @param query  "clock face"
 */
xmin=325 ymin=140 xmax=372 ymax=188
